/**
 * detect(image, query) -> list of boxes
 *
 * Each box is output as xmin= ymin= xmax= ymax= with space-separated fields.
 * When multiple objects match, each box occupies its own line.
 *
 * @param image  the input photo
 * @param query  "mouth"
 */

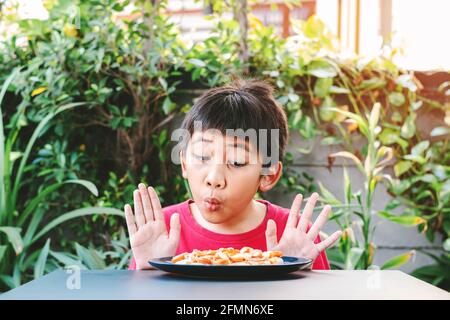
xmin=204 ymin=197 xmax=222 ymax=211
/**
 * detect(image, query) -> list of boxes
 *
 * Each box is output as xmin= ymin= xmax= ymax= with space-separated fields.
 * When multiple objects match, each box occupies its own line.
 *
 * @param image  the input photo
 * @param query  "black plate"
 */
xmin=149 ymin=256 xmax=312 ymax=278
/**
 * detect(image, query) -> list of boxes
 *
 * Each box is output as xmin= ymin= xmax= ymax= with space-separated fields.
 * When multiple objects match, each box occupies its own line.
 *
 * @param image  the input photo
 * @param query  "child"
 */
xmin=125 ymin=78 xmax=342 ymax=270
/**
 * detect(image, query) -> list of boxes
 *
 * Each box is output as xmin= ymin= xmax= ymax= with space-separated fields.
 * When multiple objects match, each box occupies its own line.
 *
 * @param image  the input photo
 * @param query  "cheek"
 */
xmin=227 ymin=167 xmax=261 ymax=192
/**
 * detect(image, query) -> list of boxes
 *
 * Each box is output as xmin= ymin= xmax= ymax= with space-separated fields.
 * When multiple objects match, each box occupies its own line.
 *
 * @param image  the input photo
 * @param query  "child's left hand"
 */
xmin=265 ymin=192 xmax=342 ymax=261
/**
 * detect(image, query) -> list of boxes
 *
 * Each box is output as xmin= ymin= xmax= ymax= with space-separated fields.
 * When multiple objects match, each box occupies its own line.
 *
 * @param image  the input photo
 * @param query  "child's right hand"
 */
xmin=124 ymin=183 xmax=181 ymax=270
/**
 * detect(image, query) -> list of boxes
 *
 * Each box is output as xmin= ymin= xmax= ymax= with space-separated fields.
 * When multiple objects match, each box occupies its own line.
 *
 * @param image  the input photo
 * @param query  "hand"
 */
xmin=124 ymin=183 xmax=181 ymax=270
xmin=265 ymin=192 xmax=342 ymax=261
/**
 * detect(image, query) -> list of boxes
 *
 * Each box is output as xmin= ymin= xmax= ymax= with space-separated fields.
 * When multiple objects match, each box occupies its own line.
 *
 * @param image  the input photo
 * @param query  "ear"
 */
xmin=258 ymin=162 xmax=283 ymax=192
xmin=180 ymin=149 xmax=188 ymax=179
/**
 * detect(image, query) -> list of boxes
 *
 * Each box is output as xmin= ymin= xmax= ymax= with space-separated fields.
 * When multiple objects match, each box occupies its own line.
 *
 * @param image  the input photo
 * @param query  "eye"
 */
xmin=193 ymin=154 xmax=210 ymax=161
xmin=229 ymin=161 xmax=247 ymax=168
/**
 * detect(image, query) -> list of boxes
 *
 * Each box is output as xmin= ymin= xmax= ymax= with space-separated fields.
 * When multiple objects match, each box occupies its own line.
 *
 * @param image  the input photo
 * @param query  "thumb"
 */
xmin=169 ymin=213 xmax=181 ymax=242
xmin=265 ymin=219 xmax=278 ymax=250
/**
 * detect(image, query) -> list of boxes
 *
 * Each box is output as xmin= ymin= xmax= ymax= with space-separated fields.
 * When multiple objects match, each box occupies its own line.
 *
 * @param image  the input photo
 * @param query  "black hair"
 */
xmin=179 ymin=78 xmax=289 ymax=168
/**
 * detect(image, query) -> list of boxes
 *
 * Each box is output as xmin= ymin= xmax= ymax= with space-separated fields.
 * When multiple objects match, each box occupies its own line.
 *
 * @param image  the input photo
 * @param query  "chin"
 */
xmin=200 ymin=211 xmax=226 ymax=224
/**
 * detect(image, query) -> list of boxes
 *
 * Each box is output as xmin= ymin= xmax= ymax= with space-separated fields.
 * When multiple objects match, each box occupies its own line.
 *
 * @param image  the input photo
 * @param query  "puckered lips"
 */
xmin=204 ymin=197 xmax=222 ymax=211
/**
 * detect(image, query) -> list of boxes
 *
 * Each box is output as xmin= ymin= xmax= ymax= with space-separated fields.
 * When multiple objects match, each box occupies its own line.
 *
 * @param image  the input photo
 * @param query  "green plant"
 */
xmin=319 ymin=103 xmax=420 ymax=270
xmin=46 ymin=227 xmax=132 ymax=271
xmin=0 ymin=69 xmax=123 ymax=290
xmin=411 ymin=249 xmax=450 ymax=290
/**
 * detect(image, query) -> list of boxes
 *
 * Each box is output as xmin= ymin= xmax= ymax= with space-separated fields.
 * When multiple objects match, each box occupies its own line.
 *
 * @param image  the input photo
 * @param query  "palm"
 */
xmin=266 ymin=193 xmax=342 ymax=261
xmin=272 ymin=227 xmax=319 ymax=260
xmin=124 ymin=184 xmax=181 ymax=269
xmin=130 ymin=220 xmax=176 ymax=257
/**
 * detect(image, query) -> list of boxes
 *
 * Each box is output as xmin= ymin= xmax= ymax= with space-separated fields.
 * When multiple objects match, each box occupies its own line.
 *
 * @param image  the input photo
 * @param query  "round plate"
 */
xmin=149 ymin=256 xmax=312 ymax=278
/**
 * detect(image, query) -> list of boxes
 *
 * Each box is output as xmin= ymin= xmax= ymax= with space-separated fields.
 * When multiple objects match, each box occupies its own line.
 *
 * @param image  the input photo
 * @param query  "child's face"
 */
xmin=180 ymin=130 xmax=281 ymax=225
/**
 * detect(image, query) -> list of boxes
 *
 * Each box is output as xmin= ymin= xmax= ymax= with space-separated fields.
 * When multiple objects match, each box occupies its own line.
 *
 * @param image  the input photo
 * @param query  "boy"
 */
xmin=125 ymin=78 xmax=342 ymax=270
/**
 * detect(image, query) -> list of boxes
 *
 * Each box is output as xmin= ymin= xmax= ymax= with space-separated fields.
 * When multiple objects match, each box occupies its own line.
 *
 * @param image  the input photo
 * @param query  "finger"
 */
xmin=149 ymin=186 xmax=164 ymax=221
xmin=316 ymin=230 xmax=343 ymax=252
xmin=297 ymin=192 xmax=319 ymax=232
xmin=265 ymin=219 xmax=278 ymax=250
xmin=124 ymin=204 xmax=137 ymax=235
xmin=307 ymin=205 xmax=332 ymax=241
xmin=169 ymin=213 xmax=181 ymax=242
xmin=133 ymin=189 xmax=146 ymax=227
xmin=286 ymin=194 xmax=302 ymax=228
xmin=139 ymin=183 xmax=155 ymax=222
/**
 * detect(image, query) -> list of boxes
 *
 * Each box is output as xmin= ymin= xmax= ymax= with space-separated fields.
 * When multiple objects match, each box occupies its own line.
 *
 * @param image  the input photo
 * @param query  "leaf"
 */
xmin=411 ymin=140 xmax=430 ymax=156
xmin=388 ymin=92 xmax=405 ymax=106
xmin=329 ymin=86 xmax=350 ymax=94
xmin=75 ymin=243 xmax=106 ymax=269
xmin=290 ymin=109 xmax=302 ymax=128
xmin=31 ymin=87 xmax=47 ymax=97
xmin=369 ymin=103 xmax=381 ymax=131
xmin=188 ymin=58 xmax=206 ymax=68
xmin=314 ymin=78 xmax=333 ymax=98
xmin=0 ymin=275 xmax=16 ymax=289
xmin=395 ymin=74 xmax=417 ymax=92
xmin=381 ymin=251 xmax=415 ymax=270
xmin=418 ymin=174 xmax=438 ymax=184
xmin=307 ymin=60 xmax=337 ymax=78
xmin=23 ymin=209 xmax=44 ymax=246
xmin=299 ymin=115 xmax=316 ymax=139
xmin=317 ymin=182 xmax=342 ymax=205
xmin=400 ymin=113 xmax=416 ymax=139
xmin=158 ymin=77 xmax=168 ymax=91
xmin=63 ymin=23 xmax=77 ymax=37
xmin=375 ymin=146 xmax=393 ymax=167
xmin=0 ymin=68 xmax=21 ymax=217
xmin=31 ymin=207 xmax=124 ymax=245
xmin=343 ymin=167 xmax=351 ymax=204
xmin=0 ymin=245 xmax=7 ymax=262
xmin=64 ymin=179 xmax=98 ymax=197
xmin=0 ymin=227 xmax=23 ymax=255
xmin=444 ymin=239 xmax=450 ymax=252
xmin=34 ymin=238 xmax=51 ymax=279
xmin=9 ymin=151 xmax=23 ymax=163
xmin=377 ymin=211 xmax=426 ymax=227
xmin=49 ymin=250 xmax=86 ymax=268
xmin=357 ymin=78 xmax=386 ymax=90
xmin=288 ymin=93 xmax=300 ymax=103
xmin=394 ymin=161 xmax=413 ymax=177
xmin=320 ymin=136 xmax=343 ymax=146
xmin=345 ymin=247 xmax=364 ymax=270
xmin=319 ymin=97 xmax=336 ymax=121
xmin=162 ymin=97 xmax=175 ymax=115
xmin=403 ymin=154 xmax=426 ymax=164
xmin=329 ymin=151 xmax=365 ymax=173
xmin=430 ymin=126 xmax=450 ymax=137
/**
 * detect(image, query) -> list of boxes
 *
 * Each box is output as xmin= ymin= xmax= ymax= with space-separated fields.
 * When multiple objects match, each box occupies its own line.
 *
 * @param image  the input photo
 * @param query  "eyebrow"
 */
xmin=192 ymin=137 xmax=250 ymax=151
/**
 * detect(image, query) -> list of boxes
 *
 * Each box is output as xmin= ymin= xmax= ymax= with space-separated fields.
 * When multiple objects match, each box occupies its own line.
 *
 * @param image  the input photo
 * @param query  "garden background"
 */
xmin=0 ymin=0 xmax=449 ymax=292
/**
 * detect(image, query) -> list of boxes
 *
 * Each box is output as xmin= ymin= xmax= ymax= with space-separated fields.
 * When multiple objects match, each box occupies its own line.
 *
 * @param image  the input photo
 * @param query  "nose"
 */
xmin=205 ymin=165 xmax=226 ymax=189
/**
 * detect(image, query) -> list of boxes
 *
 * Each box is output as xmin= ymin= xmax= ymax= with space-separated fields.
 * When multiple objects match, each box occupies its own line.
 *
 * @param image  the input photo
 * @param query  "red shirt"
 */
xmin=128 ymin=198 xmax=330 ymax=270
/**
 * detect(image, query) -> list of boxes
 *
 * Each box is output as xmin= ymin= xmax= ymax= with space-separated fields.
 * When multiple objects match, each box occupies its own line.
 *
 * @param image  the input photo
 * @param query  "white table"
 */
xmin=1 ymin=269 xmax=449 ymax=300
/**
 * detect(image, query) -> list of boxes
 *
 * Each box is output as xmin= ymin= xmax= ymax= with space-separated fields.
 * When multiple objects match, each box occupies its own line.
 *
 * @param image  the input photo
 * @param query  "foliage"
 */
xmin=0 ymin=0 xmax=448 ymax=291
xmin=0 ymin=69 xmax=123 ymax=290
